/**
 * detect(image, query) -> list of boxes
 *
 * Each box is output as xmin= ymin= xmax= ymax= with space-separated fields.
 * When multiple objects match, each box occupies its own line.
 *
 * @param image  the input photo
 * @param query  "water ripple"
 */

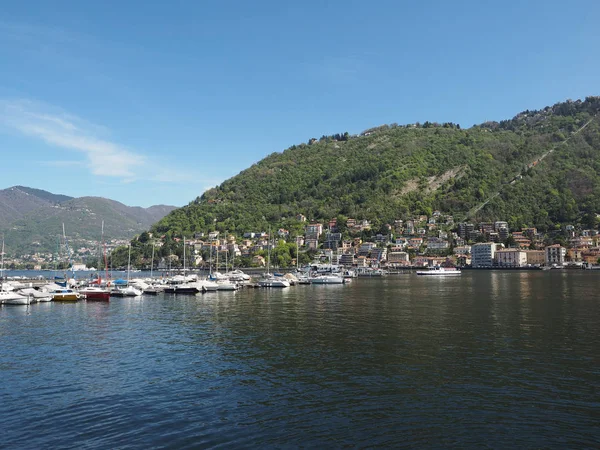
xmin=1 ymin=273 xmax=599 ymax=448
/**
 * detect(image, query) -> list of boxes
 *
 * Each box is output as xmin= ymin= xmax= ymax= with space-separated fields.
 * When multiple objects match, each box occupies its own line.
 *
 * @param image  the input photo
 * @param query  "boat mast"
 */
xmin=102 ymin=220 xmax=109 ymax=285
xmin=183 ymin=237 xmax=186 ymax=274
xmin=150 ymin=244 xmax=155 ymax=280
xmin=127 ymin=243 xmax=131 ymax=283
xmin=266 ymin=227 xmax=271 ymax=275
xmin=0 ymin=237 xmax=3 ymax=283
xmin=63 ymin=223 xmax=74 ymax=282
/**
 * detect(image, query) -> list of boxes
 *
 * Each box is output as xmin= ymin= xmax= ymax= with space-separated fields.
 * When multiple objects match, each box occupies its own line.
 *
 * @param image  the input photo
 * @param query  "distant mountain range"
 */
xmin=0 ymin=186 xmax=176 ymax=255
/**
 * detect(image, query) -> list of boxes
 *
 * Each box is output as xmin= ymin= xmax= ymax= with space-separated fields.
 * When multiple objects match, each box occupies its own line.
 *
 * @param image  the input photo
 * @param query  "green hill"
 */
xmin=151 ymin=96 xmax=600 ymax=239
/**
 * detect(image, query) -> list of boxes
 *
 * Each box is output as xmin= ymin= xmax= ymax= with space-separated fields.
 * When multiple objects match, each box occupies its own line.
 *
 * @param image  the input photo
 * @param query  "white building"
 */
xmin=471 ymin=242 xmax=497 ymax=268
xmin=545 ymin=244 xmax=566 ymax=266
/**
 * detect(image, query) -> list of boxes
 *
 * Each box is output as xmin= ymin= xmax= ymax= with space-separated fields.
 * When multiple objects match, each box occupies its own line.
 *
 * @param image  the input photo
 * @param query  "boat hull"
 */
xmin=2 ymin=295 xmax=32 ymax=305
xmin=257 ymin=280 xmax=290 ymax=288
xmin=82 ymin=290 xmax=111 ymax=301
xmin=416 ymin=270 xmax=461 ymax=276
xmin=53 ymin=293 xmax=81 ymax=301
xmin=310 ymin=277 xmax=345 ymax=284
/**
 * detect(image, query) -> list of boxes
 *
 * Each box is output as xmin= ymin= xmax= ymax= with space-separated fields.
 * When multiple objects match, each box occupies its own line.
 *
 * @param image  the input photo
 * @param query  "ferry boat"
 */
xmin=416 ymin=266 xmax=461 ymax=276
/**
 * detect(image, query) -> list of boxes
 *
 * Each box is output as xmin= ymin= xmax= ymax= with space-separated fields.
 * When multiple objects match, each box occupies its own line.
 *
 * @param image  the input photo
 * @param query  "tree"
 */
xmin=505 ymin=235 xmax=516 ymax=248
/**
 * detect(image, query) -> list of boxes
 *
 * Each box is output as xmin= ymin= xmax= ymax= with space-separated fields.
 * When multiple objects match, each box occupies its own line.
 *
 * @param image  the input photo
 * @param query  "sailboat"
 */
xmin=80 ymin=221 xmax=111 ymax=301
xmin=294 ymin=237 xmax=311 ymax=284
xmin=143 ymin=244 xmax=161 ymax=295
xmin=258 ymin=229 xmax=290 ymax=288
xmin=167 ymin=237 xmax=200 ymax=294
xmin=111 ymin=244 xmax=142 ymax=297
xmin=48 ymin=226 xmax=81 ymax=301
xmin=216 ymin=245 xmax=239 ymax=290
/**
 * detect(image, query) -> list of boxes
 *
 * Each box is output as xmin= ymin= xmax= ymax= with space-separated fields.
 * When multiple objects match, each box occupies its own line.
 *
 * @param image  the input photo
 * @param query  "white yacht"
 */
xmin=416 ymin=266 xmax=461 ymax=276
xmin=216 ymin=279 xmax=240 ymax=291
xmin=1 ymin=290 xmax=32 ymax=305
xmin=257 ymin=274 xmax=290 ymax=288
xmin=309 ymin=273 xmax=345 ymax=284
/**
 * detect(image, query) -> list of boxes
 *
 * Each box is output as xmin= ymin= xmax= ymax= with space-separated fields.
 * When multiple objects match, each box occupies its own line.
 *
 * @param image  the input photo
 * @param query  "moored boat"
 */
xmin=257 ymin=274 xmax=290 ymax=288
xmin=51 ymin=288 xmax=82 ymax=301
xmin=110 ymin=285 xmax=143 ymax=297
xmin=18 ymin=287 xmax=52 ymax=302
xmin=80 ymin=286 xmax=111 ymax=301
xmin=309 ymin=274 xmax=345 ymax=284
xmin=1 ymin=290 xmax=32 ymax=305
xmin=416 ymin=266 xmax=461 ymax=276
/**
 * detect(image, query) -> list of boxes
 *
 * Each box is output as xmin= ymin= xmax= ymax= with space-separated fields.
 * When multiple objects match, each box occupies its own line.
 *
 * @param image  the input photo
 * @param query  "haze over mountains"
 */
xmin=0 ymin=186 xmax=176 ymax=255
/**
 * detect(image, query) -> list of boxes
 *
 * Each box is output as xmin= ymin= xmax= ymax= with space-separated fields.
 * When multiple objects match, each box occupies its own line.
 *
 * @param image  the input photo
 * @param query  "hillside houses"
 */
xmin=12 ymin=208 xmax=600 ymax=271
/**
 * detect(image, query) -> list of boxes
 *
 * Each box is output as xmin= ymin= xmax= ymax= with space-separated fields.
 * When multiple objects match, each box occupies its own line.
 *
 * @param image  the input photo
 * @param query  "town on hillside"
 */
xmin=7 ymin=211 xmax=597 ymax=271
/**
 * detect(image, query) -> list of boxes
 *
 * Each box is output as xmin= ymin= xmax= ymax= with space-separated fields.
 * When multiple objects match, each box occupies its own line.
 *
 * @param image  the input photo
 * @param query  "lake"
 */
xmin=1 ymin=271 xmax=598 ymax=448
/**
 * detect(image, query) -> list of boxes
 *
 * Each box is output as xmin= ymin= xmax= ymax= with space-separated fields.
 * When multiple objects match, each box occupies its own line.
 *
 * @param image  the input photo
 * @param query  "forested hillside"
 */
xmin=0 ymin=187 xmax=176 ymax=255
xmin=152 ymin=97 xmax=600 ymax=238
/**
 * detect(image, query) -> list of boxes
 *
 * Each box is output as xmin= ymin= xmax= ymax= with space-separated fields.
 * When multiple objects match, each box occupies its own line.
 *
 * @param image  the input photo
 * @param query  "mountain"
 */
xmin=0 ymin=186 xmax=73 ymax=228
xmin=150 ymin=96 xmax=600 ymax=240
xmin=0 ymin=187 xmax=176 ymax=255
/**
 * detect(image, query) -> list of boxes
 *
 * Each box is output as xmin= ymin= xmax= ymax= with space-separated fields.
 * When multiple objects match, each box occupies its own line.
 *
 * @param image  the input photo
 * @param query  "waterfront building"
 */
xmin=471 ymin=242 xmax=498 ymax=268
xmin=566 ymin=248 xmax=583 ymax=263
xmin=545 ymin=244 xmax=566 ymax=266
xmin=495 ymin=249 xmax=527 ymax=268
xmin=524 ymin=250 xmax=545 ymax=266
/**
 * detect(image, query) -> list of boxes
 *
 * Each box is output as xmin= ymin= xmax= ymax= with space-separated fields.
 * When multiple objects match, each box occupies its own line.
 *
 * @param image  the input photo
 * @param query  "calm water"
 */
xmin=1 ymin=271 xmax=599 ymax=448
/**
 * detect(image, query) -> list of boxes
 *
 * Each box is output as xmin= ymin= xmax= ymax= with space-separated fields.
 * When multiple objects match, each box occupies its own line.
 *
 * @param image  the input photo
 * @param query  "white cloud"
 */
xmin=0 ymin=98 xmax=207 ymax=184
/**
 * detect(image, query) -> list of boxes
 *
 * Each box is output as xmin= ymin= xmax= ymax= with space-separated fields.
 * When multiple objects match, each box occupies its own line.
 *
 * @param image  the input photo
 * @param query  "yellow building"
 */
xmin=495 ymin=249 xmax=527 ymax=268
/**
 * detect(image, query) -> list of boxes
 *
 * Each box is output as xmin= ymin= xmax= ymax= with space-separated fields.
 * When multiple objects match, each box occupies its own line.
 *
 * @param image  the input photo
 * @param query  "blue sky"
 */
xmin=0 ymin=0 xmax=598 ymax=207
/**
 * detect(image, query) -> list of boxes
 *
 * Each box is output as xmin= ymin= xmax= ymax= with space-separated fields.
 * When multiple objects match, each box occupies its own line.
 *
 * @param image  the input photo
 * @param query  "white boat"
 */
xmin=342 ymin=269 xmax=357 ymax=279
xmin=111 ymin=285 xmax=143 ymax=297
xmin=1 ymin=290 xmax=32 ymax=305
xmin=257 ymin=275 xmax=290 ymax=288
xmin=296 ymin=273 xmax=311 ymax=285
xmin=309 ymin=274 xmax=345 ymax=284
xmin=0 ymin=239 xmax=30 ymax=304
xmin=111 ymin=244 xmax=142 ymax=296
xmin=227 ymin=269 xmax=250 ymax=282
xmin=416 ymin=266 xmax=461 ymax=276
xmin=198 ymin=280 xmax=219 ymax=292
xmin=216 ymin=280 xmax=239 ymax=291
xmin=356 ymin=267 xmax=386 ymax=277
xmin=18 ymin=287 xmax=52 ymax=302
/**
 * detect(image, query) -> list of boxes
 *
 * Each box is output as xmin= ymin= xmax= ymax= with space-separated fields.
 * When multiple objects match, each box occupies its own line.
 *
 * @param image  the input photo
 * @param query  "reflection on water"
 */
xmin=1 ymin=272 xmax=599 ymax=448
